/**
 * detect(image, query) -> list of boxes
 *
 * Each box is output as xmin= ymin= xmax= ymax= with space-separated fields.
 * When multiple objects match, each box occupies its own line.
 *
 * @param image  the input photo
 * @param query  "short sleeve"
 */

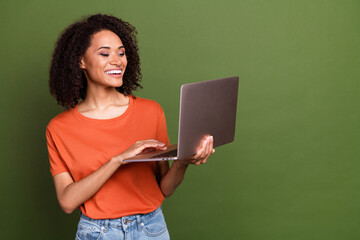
xmin=156 ymin=106 xmax=171 ymax=146
xmin=46 ymin=128 xmax=69 ymax=177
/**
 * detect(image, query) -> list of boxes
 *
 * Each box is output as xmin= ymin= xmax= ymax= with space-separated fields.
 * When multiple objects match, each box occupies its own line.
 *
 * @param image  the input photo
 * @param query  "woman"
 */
xmin=46 ymin=14 xmax=214 ymax=239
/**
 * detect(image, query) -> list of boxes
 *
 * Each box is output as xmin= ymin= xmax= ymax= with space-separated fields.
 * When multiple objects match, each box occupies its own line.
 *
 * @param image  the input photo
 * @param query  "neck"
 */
xmin=81 ymin=86 xmax=129 ymax=110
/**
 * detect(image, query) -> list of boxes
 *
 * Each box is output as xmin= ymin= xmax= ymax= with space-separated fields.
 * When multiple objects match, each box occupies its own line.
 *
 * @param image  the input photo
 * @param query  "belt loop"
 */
xmin=104 ymin=219 xmax=109 ymax=232
xmin=136 ymin=215 xmax=144 ymax=231
xmin=136 ymin=215 xmax=140 ymax=225
xmin=121 ymin=217 xmax=127 ymax=231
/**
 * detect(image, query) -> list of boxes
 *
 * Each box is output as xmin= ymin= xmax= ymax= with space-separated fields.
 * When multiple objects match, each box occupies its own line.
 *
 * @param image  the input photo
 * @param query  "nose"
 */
xmin=110 ymin=55 xmax=122 ymax=66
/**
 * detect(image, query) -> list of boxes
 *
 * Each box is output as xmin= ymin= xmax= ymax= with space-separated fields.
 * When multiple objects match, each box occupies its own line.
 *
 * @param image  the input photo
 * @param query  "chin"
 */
xmin=109 ymin=79 xmax=123 ymax=88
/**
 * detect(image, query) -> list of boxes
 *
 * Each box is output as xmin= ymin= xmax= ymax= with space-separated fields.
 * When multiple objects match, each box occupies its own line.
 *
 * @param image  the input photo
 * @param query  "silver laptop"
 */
xmin=123 ymin=76 xmax=239 ymax=162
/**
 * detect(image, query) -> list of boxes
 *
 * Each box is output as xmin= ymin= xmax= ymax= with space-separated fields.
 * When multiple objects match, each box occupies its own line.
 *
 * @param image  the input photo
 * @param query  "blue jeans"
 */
xmin=75 ymin=207 xmax=170 ymax=240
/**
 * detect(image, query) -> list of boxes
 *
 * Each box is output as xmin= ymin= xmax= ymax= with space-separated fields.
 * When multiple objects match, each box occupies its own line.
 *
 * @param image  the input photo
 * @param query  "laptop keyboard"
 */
xmin=150 ymin=149 xmax=177 ymax=158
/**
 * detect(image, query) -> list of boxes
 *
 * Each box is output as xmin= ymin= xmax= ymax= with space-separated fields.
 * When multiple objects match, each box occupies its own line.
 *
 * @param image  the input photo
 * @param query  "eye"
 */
xmin=99 ymin=53 xmax=109 ymax=57
xmin=119 ymin=52 xmax=126 ymax=56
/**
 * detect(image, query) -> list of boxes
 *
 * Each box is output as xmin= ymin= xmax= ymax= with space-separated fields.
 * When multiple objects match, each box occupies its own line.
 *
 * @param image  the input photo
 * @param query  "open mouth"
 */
xmin=105 ymin=69 xmax=122 ymax=75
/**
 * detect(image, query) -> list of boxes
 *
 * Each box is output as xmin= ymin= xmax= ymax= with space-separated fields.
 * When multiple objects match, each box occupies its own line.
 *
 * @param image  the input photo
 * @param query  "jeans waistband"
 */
xmin=79 ymin=206 xmax=162 ymax=230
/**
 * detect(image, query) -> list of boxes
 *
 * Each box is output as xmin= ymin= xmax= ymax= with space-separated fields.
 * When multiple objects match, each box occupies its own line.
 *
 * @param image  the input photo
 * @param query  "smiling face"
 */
xmin=80 ymin=30 xmax=127 ymax=89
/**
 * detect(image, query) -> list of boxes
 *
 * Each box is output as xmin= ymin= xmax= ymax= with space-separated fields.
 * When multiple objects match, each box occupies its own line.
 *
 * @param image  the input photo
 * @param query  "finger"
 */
xmin=201 ymin=136 xmax=211 ymax=159
xmin=202 ymin=149 xmax=212 ymax=164
xmin=133 ymin=142 xmax=167 ymax=156
xmin=193 ymin=145 xmax=205 ymax=159
xmin=199 ymin=137 xmax=210 ymax=159
xmin=192 ymin=158 xmax=202 ymax=165
xmin=143 ymin=139 xmax=166 ymax=147
xmin=201 ymin=136 xmax=213 ymax=164
xmin=195 ymin=135 xmax=209 ymax=153
xmin=201 ymin=152 xmax=210 ymax=164
xmin=132 ymin=140 xmax=163 ymax=150
xmin=200 ymin=151 xmax=213 ymax=164
xmin=195 ymin=138 xmax=204 ymax=153
xmin=142 ymin=145 xmax=167 ymax=153
xmin=205 ymin=136 xmax=212 ymax=154
xmin=210 ymin=136 xmax=214 ymax=153
xmin=143 ymin=141 xmax=166 ymax=149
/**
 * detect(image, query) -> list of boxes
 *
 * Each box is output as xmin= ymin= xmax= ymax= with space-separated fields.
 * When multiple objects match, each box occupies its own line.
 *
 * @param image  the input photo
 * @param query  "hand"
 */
xmin=113 ymin=139 xmax=167 ymax=164
xmin=178 ymin=136 xmax=215 ymax=166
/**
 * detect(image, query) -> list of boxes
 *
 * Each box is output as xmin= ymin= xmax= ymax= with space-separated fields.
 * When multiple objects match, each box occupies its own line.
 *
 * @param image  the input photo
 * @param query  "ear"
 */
xmin=79 ymin=57 xmax=86 ymax=69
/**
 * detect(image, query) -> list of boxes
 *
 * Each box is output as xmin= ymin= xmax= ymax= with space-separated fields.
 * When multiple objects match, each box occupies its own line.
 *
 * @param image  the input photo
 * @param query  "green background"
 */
xmin=1 ymin=0 xmax=360 ymax=239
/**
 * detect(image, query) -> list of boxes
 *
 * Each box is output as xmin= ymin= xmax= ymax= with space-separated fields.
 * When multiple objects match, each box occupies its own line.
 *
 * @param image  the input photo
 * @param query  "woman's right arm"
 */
xmin=53 ymin=139 xmax=167 ymax=214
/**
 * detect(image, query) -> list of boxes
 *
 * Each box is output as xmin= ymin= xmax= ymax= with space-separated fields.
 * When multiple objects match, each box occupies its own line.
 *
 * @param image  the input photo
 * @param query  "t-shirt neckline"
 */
xmin=73 ymin=96 xmax=134 ymax=124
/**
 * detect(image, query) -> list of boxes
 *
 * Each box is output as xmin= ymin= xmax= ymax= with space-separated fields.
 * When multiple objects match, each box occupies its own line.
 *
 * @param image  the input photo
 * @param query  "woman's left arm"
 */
xmin=157 ymin=136 xmax=214 ymax=197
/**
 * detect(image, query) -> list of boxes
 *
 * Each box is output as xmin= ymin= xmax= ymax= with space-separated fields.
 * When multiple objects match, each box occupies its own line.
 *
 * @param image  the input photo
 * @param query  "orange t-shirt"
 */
xmin=46 ymin=96 xmax=170 ymax=219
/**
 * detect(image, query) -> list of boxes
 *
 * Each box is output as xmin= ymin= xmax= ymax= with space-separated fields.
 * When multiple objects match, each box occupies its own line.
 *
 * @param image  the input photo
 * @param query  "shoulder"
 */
xmin=132 ymin=96 xmax=164 ymax=114
xmin=46 ymin=107 xmax=77 ymax=132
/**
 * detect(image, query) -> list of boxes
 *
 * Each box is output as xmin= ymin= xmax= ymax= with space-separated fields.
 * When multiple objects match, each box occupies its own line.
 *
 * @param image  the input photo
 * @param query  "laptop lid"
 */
xmin=177 ymin=76 xmax=239 ymax=159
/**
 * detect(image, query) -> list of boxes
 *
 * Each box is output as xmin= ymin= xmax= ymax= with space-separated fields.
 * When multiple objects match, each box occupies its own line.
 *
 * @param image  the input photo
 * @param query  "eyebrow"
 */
xmin=97 ymin=46 xmax=125 ymax=51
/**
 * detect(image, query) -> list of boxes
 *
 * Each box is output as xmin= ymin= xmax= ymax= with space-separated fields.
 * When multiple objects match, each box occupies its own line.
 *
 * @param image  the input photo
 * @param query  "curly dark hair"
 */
xmin=49 ymin=14 xmax=142 ymax=109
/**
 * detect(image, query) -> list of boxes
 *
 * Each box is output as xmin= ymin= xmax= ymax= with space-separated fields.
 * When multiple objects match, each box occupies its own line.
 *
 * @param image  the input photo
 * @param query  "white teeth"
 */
xmin=106 ymin=70 xmax=122 ymax=74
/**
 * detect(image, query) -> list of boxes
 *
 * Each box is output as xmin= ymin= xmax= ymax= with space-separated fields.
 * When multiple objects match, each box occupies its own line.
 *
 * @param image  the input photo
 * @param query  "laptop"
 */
xmin=123 ymin=76 xmax=239 ymax=162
